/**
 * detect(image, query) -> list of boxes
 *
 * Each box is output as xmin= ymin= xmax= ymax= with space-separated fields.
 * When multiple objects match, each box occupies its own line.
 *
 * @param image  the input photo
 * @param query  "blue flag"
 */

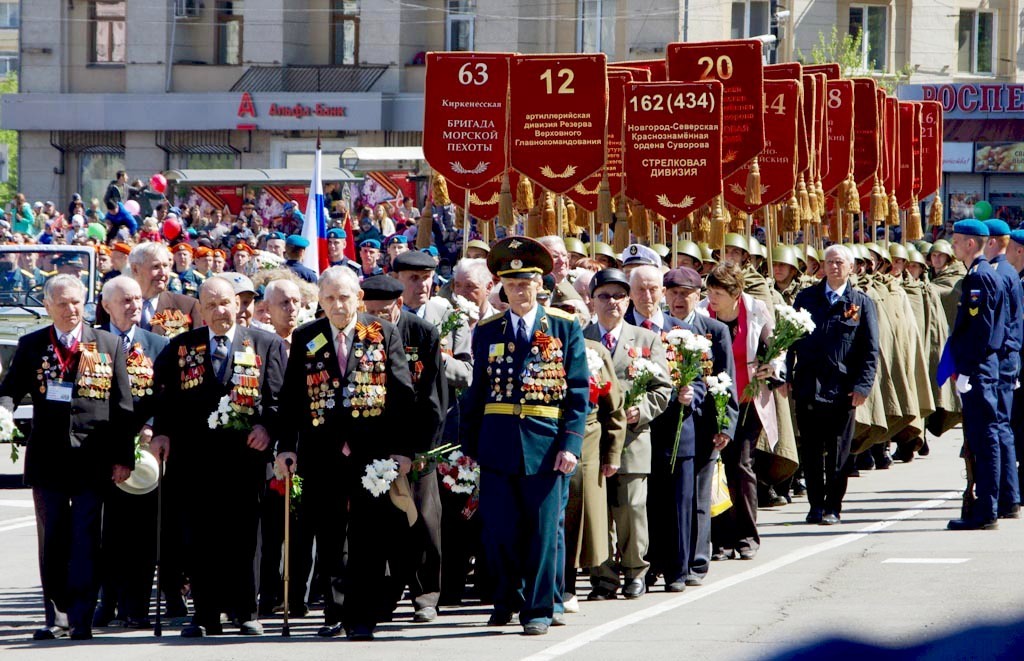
xmin=936 ymin=339 xmax=955 ymax=386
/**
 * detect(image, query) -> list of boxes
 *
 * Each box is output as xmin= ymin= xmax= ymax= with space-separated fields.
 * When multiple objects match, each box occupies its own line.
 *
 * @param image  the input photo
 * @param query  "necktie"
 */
xmin=336 ymin=331 xmax=349 ymax=375
xmin=828 ymin=291 xmax=839 ymax=306
xmin=141 ymin=300 xmax=154 ymax=330
xmin=212 ymin=335 xmax=229 ymax=379
xmin=641 ymin=319 xmax=653 ymax=331
xmin=517 ymin=317 xmax=529 ymax=348
xmin=121 ymin=332 xmax=131 ymax=355
xmin=603 ymin=331 xmax=616 ymax=353
xmin=60 ymin=333 xmax=72 ymax=348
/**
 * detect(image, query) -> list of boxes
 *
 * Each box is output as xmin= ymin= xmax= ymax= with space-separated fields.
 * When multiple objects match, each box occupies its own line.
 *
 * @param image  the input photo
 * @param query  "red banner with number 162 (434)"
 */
xmin=624 ymin=81 xmax=724 ymax=223
xmin=423 ymin=52 xmax=511 ymax=191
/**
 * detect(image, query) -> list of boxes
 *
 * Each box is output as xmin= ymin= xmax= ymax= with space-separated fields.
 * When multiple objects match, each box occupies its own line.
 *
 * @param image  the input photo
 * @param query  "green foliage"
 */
xmin=799 ymin=26 xmax=913 ymax=94
xmin=0 ymin=72 xmax=17 ymax=203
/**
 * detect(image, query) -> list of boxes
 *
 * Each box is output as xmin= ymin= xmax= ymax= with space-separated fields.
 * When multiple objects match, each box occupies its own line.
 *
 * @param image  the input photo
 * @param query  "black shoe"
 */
xmin=487 ymin=611 xmax=514 ymax=626
xmin=856 ymin=452 xmax=875 ymax=471
xmin=33 ymin=626 xmax=68 ymax=641
xmin=69 ymin=627 xmax=92 ymax=641
xmin=551 ymin=612 xmax=566 ymax=626
xmin=999 ymin=505 xmax=1021 ymax=519
xmin=124 ymin=617 xmax=151 ymax=630
xmin=317 ymin=623 xmax=344 ymax=638
xmin=806 ymin=508 xmax=824 ymax=524
xmin=587 ymin=587 xmax=616 ymax=601
xmin=346 ymin=625 xmax=374 ymax=641
xmin=645 ymin=572 xmax=659 ymax=588
xmin=847 ymin=468 xmax=861 ymax=478
xmin=666 ymin=579 xmax=687 ymax=593
xmin=92 ymin=605 xmax=115 ymax=628
xmin=948 ymin=518 xmax=998 ymax=530
xmin=893 ymin=443 xmax=915 ymax=463
xmin=622 ymin=578 xmax=646 ymax=599
xmin=737 ymin=548 xmax=758 ymax=560
xmin=792 ymin=479 xmax=807 ymax=497
xmin=239 ymin=620 xmax=263 ymax=635
xmin=820 ymin=513 xmax=841 ymax=525
xmin=875 ymin=452 xmax=893 ymax=470
xmin=181 ymin=623 xmax=222 ymax=638
xmin=917 ymin=440 xmax=930 ymax=456
xmin=523 ymin=622 xmax=549 ymax=635
xmin=413 ymin=607 xmax=437 ymax=623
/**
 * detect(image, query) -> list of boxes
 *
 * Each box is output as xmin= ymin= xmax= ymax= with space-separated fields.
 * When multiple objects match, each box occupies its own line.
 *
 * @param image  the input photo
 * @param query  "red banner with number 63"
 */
xmin=423 ymin=52 xmax=512 ymax=191
xmin=509 ymin=54 xmax=608 ymax=194
xmin=623 ymin=81 xmax=724 ymax=223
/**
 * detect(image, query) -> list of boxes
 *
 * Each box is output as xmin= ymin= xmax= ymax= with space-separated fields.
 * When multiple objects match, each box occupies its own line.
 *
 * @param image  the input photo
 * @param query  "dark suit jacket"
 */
xmin=278 ymin=315 xmax=416 ymax=476
xmin=689 ymin=313 xmax=739 ymax=458
xmin=789 ymin=279 xmax=880 ymax=404
xmin=0 ymin=325 xmax=135 ymax=489
xmin=152 ymin=324 xmax=286 ymax=469
xmin=97 ymin=289 xmax=203 ymax=336
xmin=115 ymin=324 xmax=169 ymax=432
xmin=395 ymin=311 xmax=447 ymax=452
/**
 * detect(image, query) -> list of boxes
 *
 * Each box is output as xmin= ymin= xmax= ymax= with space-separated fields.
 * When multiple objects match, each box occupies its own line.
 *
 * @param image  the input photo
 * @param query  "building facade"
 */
xmin=3 ymin=1 xmax=1023 ymax=208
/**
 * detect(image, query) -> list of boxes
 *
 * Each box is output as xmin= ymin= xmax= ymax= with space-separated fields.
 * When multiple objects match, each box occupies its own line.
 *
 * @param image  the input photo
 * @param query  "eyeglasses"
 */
xmin=595 ymin=291 xmax=629 ymax=303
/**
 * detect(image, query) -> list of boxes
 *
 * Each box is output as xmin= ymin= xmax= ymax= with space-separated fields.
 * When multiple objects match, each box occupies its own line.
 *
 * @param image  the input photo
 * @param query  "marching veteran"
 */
xmin=460 ymin=237 xmax=589 ymax=635
xmin=150 ymin=277 xmax=287 ymax=637
xmin=0 ymin=274 xmax=135 ymax=641
xmin=275 ymin=266 xmax=416 ymax=641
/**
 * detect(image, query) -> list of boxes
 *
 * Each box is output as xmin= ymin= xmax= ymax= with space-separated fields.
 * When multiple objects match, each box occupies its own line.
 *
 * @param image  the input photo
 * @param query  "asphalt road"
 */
xmin=2 ymin=426 xmax=1022 ymax=661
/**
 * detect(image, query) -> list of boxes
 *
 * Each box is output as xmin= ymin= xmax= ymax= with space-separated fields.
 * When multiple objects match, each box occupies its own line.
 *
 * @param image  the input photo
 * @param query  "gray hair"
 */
xmin=128 ymin=241 xmax=171 ymax=267
xmin=628 ymin=264 xmax=663 ymax=286
xmin=318 ymin=265 xmax=360 ymax=294
xmin=453 ymin=257 xmax=492 ymax=287
xmin=101 ymin=274 xmax=141 ymax=300
xmin=571 ymin=269 xmax=593 ymax=298
xmin=264 ymin=278 xmax=301 ymax=303
xmin=44 ymin=273 xmax=87 ymax=302
xmin=823 ymin=244 xmax=855 ymax=266
xmin=537 ymin=235 xmax=566 ymax=252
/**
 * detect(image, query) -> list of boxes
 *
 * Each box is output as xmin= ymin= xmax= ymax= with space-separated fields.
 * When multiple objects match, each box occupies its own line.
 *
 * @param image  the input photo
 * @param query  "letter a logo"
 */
xmin=238 ymin=92 xmax=256 ymax=118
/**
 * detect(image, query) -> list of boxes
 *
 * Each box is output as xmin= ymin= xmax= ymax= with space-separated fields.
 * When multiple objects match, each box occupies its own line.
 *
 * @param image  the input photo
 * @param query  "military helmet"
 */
xmin=888 ymin=243 xmax=909 ymax=262
xmin=700 ymin=243 xmax=717 ymax=264
xmin=772 ymin=245 xmax=800 ymax=271
xmin=907 ymin=248 xmax=927 ymax=267
xmin=864 ymin=242 xmax=886 ymax=261
xmin=722 ymin=232 xmax=750 ymax=254
xmin=805 ymin=245 xmax=820 ymax=263
xmin=929 ymin=239 xmax=954 ymax=258
xmin=673 ymin=239 xmax=703 ymax=264
xmin=563 ymin=237 xmax=586 ymax=256
xmin=748 ymin=237 xmax=766 ymax=258
xmin=793 ymin=246 xmax=807 ymax=270
xmin=650 ymin=243 xmax=670 ymax=261
xmin=592 ymin=241 xmax=619 ymax=263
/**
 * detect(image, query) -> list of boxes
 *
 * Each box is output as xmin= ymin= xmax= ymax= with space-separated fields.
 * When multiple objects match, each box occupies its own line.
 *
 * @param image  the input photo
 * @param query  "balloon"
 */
xmin=87 ymin=223 xmax=106 ymax=242
xmin=162 ymin=217 xmax=181 ymax=242
xmin=124 ymin=199 xmax=140 ymax=216
xmin=150 ymin=173 xmax=168 ymax=194
xmin=973 ymin=200 xmax=993 ymax=221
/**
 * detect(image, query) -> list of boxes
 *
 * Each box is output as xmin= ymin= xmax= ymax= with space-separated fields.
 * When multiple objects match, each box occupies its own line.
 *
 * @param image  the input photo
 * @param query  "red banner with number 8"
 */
xmin=423 ymin=52 xmax=512 ymax=191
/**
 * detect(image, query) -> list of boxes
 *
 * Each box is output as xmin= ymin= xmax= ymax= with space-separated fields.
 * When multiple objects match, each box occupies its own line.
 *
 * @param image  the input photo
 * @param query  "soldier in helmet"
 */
xmin=591 ymin=242 xmax=619 ymax=269
xmin=721 ymin=233 xmax=773 ymax=311
xmin=674 ymin=240 xmax=704 ymax=272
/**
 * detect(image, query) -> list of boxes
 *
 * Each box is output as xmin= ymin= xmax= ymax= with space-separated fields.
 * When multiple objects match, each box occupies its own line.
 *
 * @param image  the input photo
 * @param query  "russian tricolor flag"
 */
xmin=302 ymin=139 xmax=329 ymax=273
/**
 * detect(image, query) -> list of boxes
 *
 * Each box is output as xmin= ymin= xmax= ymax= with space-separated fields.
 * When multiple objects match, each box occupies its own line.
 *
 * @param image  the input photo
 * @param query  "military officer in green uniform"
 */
xmin=460 ymin=236 xmax=589 ymax=636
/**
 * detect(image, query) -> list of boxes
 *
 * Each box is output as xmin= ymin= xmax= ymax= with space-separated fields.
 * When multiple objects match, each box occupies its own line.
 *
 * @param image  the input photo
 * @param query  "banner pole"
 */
xmin=462 ymin=188 xmax=471 ymax=259
xmin=672 ymin=223 xmax=679 ymax=269
xmin=589 ymin=211 xmax=597 ymax=259
xmin=557 ymin=194 xmax=565 ymax=239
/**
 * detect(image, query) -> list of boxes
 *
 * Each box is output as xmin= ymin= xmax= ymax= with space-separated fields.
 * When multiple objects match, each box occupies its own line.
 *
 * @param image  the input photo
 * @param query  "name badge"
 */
xmin=46 ymin=381 xmax=73 ymax=403
xmin=234 ymin=351 xmax=257 ymax=367
xmin=489 ymin=343 xmax=505 ymax=358
xmin=307 ymin=333 xmax=328 ymax=356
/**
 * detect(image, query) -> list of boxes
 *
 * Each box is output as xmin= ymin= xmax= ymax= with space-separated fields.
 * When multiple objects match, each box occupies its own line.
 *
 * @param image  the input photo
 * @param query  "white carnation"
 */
xmin=442 ymin=474 xmax=457 ymax=489
xmin=632 ymin=358 xmax=663 ymax=378
xmin=207 ymin=412 xmax=218 ymax=429
xmin=447 ymin=450 xmax=464 ymax=463
xmin=664 ymin=328 xmax=689 ymax=344
xmin=585 ymin=348 xmax=604 ymax=376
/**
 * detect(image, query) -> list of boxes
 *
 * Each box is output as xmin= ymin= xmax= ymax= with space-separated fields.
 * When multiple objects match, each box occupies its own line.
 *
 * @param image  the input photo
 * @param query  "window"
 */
xmin=730 ymin=1 xmax=770 ymax=39
xmin=331 ymin=0 xmax=359 ymax=65
xmin=173 ymin=153 xmax=239 ymax=170
xmin=446 ymin=1 xmax=475 ymax=52
xmin=0 ymin=52 xmax=16 ymax=75
xmin=577 ymin=0 xmax=615 ymax=55
xmin=959 ymin=10 xmax=995 ymax=75
xmin=80 ymin=152 xmax=126 ymax=206
xmin=216 ymin=1 xmax=244 ymax=66
xmin=0 ymin=2 xmax=19 ymax=28
xmin=91 ymin=1 xmax=126 ymax=64
xmin=848 ymin=5 xmax=887 ymax=71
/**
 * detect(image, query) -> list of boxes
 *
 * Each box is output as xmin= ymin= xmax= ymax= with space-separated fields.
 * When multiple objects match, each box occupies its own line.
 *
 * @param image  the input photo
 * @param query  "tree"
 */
xmin=0 ymin=72 xmax=17 ymax=203
xmin=800 ymin=26 xmax=913 ymax=94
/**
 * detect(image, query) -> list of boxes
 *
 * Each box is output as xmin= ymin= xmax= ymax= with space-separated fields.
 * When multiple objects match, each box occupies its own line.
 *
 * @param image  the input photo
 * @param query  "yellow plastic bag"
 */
xmin=711 ymin=458 xmax=732 ymax=517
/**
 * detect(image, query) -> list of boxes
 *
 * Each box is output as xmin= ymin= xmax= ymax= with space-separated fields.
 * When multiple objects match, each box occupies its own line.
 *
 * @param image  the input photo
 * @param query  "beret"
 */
xmin=326 ymin=228 xmax=346 ymax=239
xmin=953 ymin=219 xmax=989 ymax=237
xmin=360 ymin=274 xmax=404 ymax=301
xmin=286 ymin=234 xmax=309 ymax=248
xmin=983 ymin=219 xmax=1010 ymax=237
xmin=392 ymin=250 xmax=438 ymax=272
xmin=1010 ymin=230 xmax=1024 ymax=247
xmin=385 ymin=234 xmax=409 ymax=246
xmin=359 ymin=238 xmax=381 ymax=250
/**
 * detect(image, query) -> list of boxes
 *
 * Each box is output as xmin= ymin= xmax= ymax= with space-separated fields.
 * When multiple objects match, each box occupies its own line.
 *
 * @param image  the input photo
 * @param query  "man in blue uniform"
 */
xmin=460 ymin=236 xmax=589 ymax=635
xmin=982 ymin=219 xmax=1023 ymax=517
xmin=947 ymin=219 xmax=1009 ymax=530
xmin=284 ymin=235 xmax=318 ymax=284
xmin=326 ymin=227 xmax=360 ymax=275
xmin=1009 ymin=229 xmax=1024 ymax=505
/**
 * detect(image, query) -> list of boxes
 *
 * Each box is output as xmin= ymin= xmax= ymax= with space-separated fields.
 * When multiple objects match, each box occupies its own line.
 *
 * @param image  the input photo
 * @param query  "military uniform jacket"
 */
xmin=988 ymin=254 xmax=1023 ymax=355
xmin=582 ymin=321 xmax=671 ymax=474
xmin=278 ymin=315 xmax=416 ymax=475
xmin=949 ymin=257 xmax=1007 ymax=378
xmin=395 ymin=311 xmax=447 ymax=452
xmin=152 ymin=325 xmax=286 ymax=466
xmin=97 ymin=290 xmax=203 ymax=338
xmin=789 ymin=279 xmax=880 ymax=405
xmin=461 ymin=306 xmax=589 ymax=476
xmin=0 ymin=325 xmax=135 ymax=489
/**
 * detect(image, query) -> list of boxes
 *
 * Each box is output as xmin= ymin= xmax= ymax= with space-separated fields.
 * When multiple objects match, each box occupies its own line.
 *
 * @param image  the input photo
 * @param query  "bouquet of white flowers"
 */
xmin=0 ymin=407 xmax=23 ymax=462
xmin=664 ymin=329 xmax=714 ymax=470
xmin=742 ymin=305 xmax=815 ymax=401
xmin=623 ymin=358 xmax=662 ymax=409
xmin=361 ymin=458 xmax=400 ymax=497
xmin=706 ymin=372 xmax=734 ymax=433
xmin=206 ymin=394 xmax=255 ymax=431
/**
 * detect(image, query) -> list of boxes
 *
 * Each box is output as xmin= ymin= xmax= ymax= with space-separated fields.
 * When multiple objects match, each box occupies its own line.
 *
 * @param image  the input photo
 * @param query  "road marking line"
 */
xmin=882 ymin=558 xmax=969 ymax=564
xmin=0 ymin=500 xmax=34 ymax=508
xmin=523 ymin=491 xmax=959 ymax=661
xmin=0 ymin=515 xmax=37 ymax=533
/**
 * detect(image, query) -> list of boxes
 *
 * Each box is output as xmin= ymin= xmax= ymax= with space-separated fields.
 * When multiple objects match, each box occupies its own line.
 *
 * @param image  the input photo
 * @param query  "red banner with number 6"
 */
xmin=508 ymin=54 xmax=608 ymax=194
xmin=423 ymin=52 xmax=512 ymax=191
xmin=623 ymin=81 xmax=724 ymax=223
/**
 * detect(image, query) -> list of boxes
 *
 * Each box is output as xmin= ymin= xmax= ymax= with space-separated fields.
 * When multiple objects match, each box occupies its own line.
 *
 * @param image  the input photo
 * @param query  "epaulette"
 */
xmin=42 ymin=270 xmax=56 ymax=277
xmin=19 ymin=269 xmax=33 ymax=278
xmin=478 ymin=311 xmax=504 ymax=327
xmin=544 ymin=306 xmax=575 ymax=321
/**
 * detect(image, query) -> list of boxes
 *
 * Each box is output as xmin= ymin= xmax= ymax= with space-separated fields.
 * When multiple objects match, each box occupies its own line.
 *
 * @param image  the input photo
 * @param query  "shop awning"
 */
xmin=164 ymin=167 xmax=362 ymax=184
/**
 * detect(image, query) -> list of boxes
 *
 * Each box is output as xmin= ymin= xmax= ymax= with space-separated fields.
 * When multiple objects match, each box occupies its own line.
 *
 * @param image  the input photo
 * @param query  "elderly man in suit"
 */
xmin=585 ymin=269 xmax=671 ymax=601
xmin=93 ymin=275 xmax=171 ymax=629
xmin=275 ymin=266 xmax=416 ymax=641
xmin=150 ymin=277 xmax=287 ymax=637
xmin=787 ymin=244 xmax=879 ymax=525
xmin=537 ymin=236 xmax=586 ymax=307
xmin=663 ymin=267 xmax=738 ymax=585
xmin=0 ymin=274 xmax=135 ymax=641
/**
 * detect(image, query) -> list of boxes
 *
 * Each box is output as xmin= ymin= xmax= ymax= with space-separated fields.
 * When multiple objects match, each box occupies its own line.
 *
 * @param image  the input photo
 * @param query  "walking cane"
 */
xmin=282 ymin=457 xmax=293 ymax=637
xmin=154 ymin=448 xmax=166 ymax=637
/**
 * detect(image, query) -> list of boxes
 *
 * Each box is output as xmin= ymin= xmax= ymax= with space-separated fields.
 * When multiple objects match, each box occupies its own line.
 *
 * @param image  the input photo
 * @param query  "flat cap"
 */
xmin=392 ymin=250 xmax=438 ymax=272
xmin=361 ymin=274 xmax=404 ymax=301
xmin=663 ymin=267 xmax=702 ymax=289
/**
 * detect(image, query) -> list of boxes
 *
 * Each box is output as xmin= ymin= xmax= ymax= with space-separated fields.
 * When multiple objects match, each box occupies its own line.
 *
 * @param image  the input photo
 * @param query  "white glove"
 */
xmin=956 ymin=375 xmax=972 ymax=394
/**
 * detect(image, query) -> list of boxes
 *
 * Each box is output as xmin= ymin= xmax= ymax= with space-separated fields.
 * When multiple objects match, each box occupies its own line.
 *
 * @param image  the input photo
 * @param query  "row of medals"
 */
xmin=406 ymin=347 xmax=423 ymax=384
xmin=179 ymin=345 xmax=206 ymax=389
xmin=352 ymin=344 xmax=386 ymax=417
xmin=487 ymin=343 xmax=568 ymax=403
xmin=307 ymin=366 xmax=339 ymax=427
xmin=232 ymin=365 xmax=261 ymax=400
xmin=127 ymin=363 xmax=155 ymax=398
xmin=77 ymin=358 xmax=113 ymax=399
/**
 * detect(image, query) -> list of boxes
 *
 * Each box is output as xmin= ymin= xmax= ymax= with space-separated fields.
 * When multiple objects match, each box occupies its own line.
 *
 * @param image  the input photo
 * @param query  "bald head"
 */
xmin=200 ymin=276 xmax=239 ymax=334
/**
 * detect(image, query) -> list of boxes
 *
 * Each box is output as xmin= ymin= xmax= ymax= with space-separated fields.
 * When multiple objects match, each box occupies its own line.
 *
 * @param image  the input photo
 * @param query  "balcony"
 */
xmin=230 ymin=65 xmax=391 ymax=93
